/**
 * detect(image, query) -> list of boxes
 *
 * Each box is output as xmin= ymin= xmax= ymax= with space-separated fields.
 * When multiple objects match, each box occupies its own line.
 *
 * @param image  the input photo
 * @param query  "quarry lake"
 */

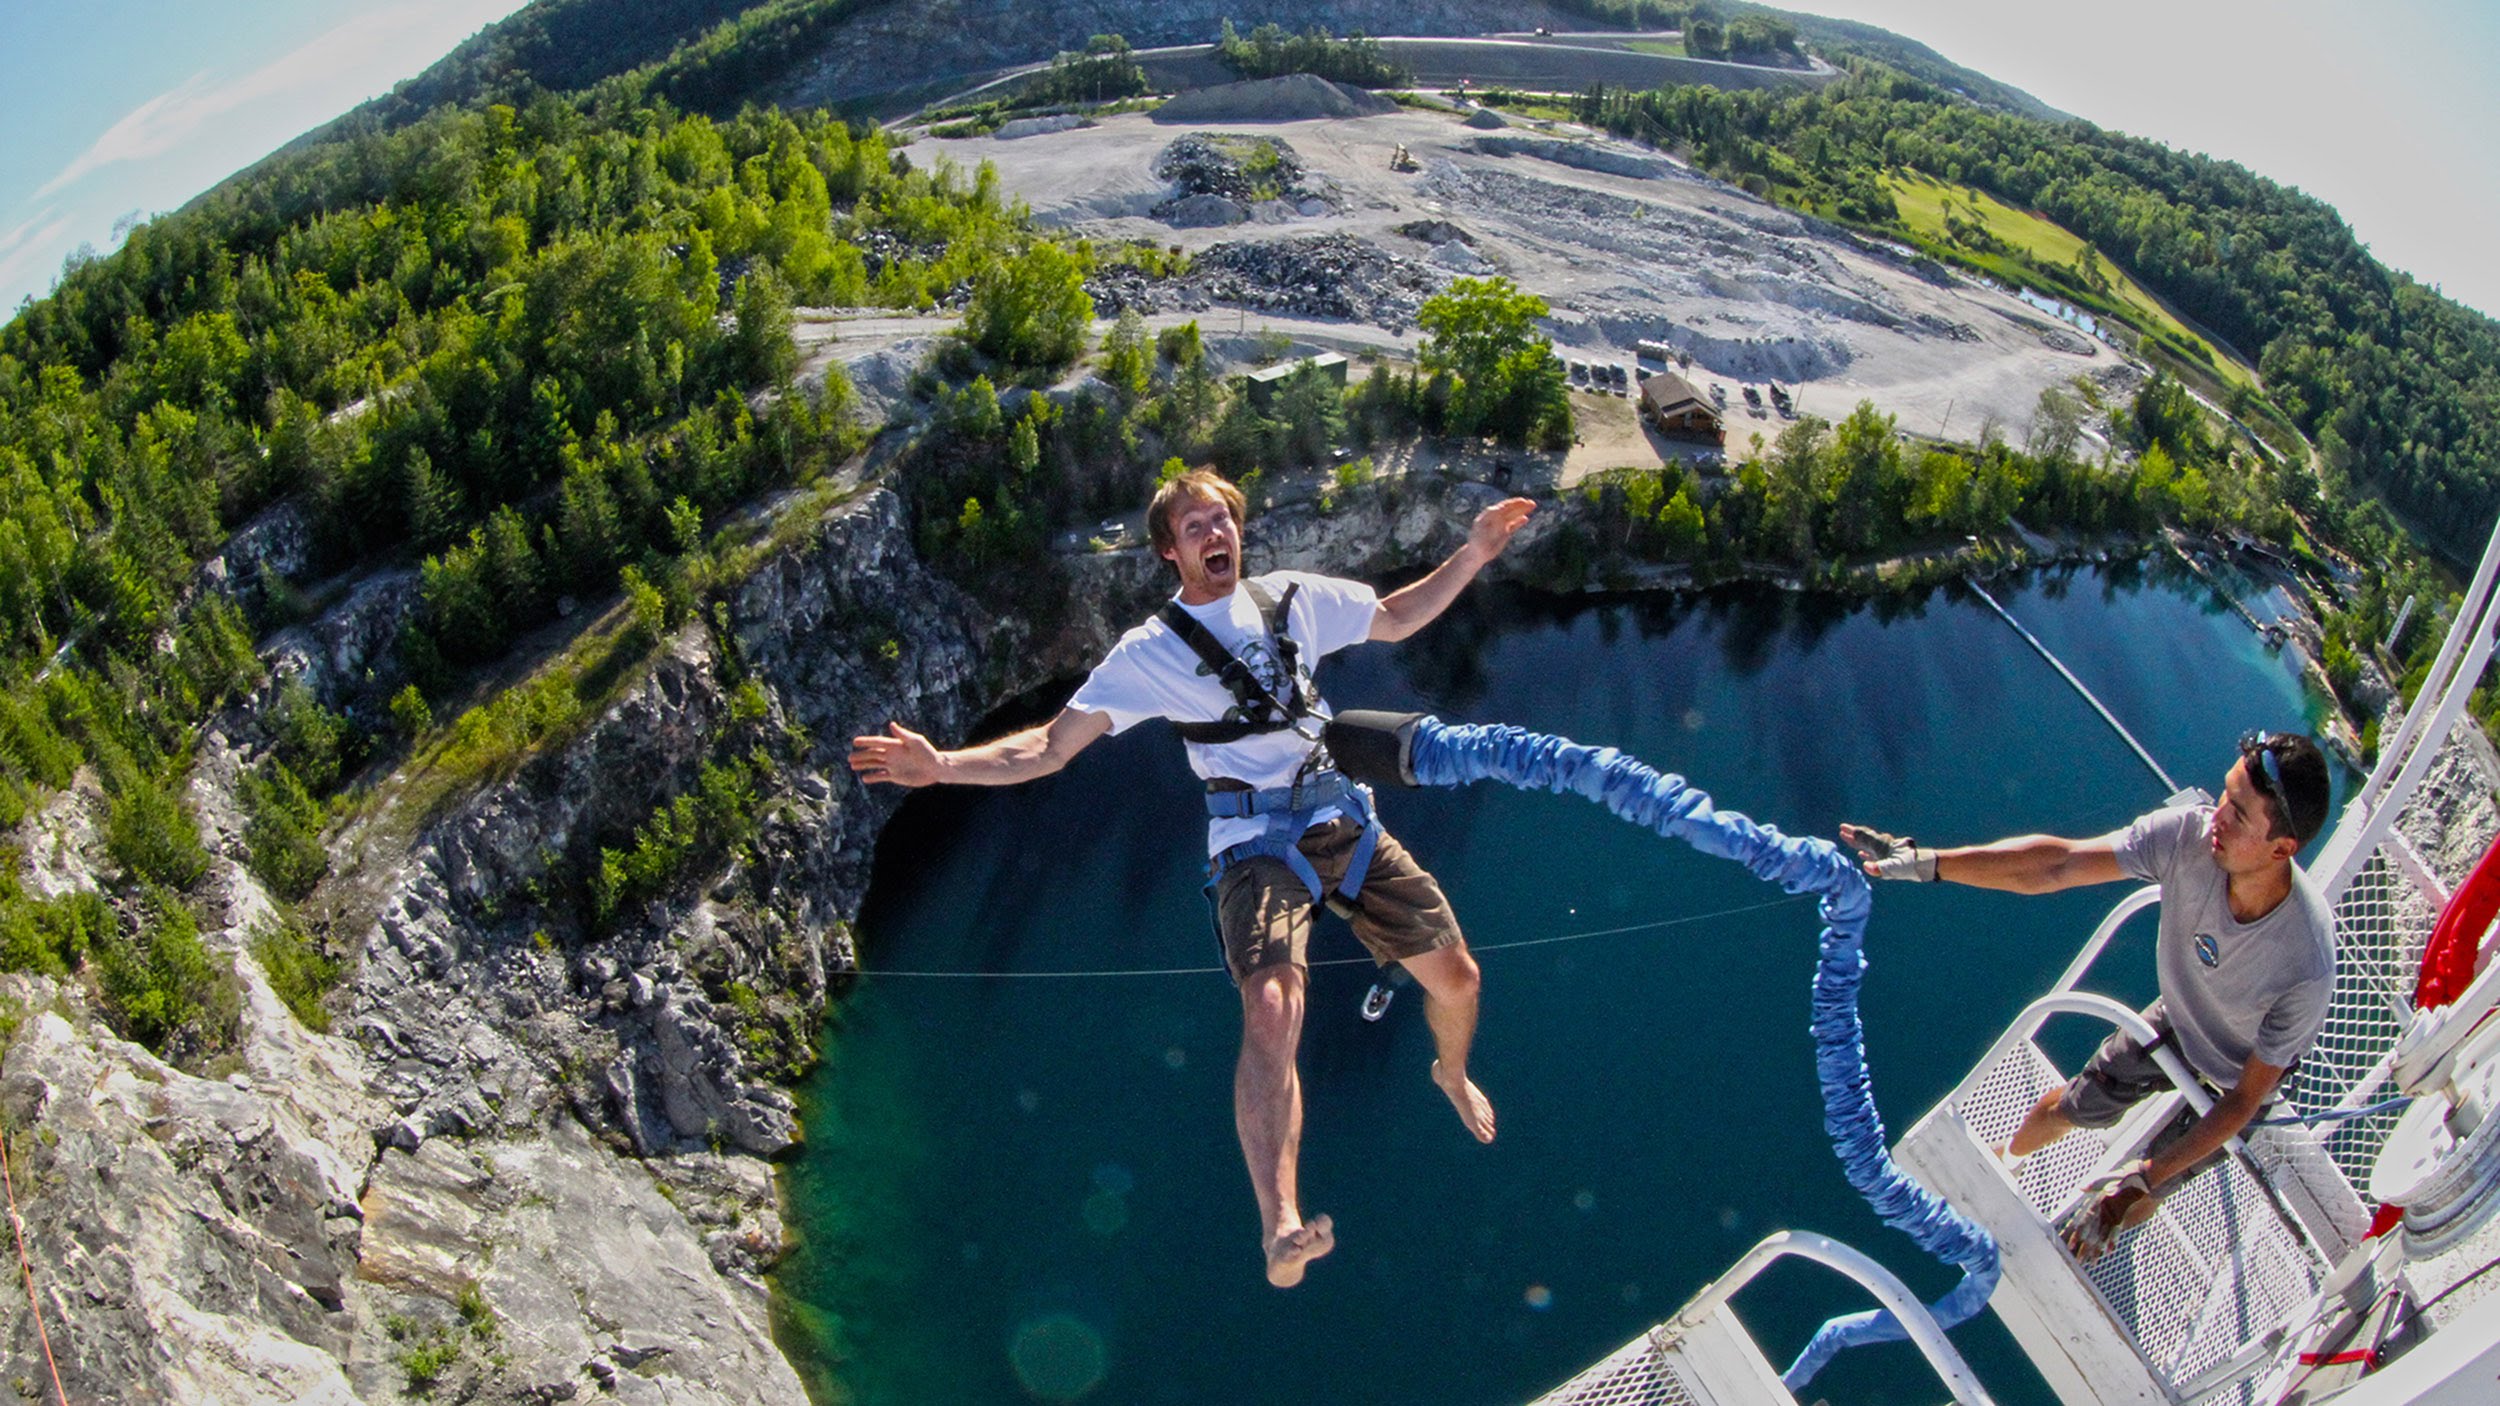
xmin=772 ymin=556 xmax=2341 ymax=1406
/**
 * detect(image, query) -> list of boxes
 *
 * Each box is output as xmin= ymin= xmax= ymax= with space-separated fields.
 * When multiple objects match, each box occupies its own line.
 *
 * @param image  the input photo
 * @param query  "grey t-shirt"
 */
xmin=2109 ymin=805 xmax=2336 ymax=1088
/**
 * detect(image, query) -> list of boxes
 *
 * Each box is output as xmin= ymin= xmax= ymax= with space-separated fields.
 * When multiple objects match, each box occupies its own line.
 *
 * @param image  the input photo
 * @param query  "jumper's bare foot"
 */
xmin=1433 ymin=1059 xmax=1497 ymax=1143
xmin=1264 ymin=1214 xmax=1334 ymax=1288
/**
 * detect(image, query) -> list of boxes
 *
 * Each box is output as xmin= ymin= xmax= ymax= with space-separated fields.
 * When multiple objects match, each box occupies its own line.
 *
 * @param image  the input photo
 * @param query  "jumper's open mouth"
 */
xmin=1205 ymin=550 xmax=1234 ymax=575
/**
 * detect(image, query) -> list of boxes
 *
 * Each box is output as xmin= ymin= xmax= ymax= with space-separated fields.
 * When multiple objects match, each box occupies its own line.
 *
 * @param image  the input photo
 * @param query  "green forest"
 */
xmin=1569 ymin=68 xmax=2500 ymax=565
xmin=0 ymin=92 xmax=1044 ymax=1057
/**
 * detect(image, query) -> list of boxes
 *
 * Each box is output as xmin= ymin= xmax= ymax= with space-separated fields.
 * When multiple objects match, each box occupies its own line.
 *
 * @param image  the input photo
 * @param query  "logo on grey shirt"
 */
xmin=2194 ymin=932 xmax=2222 ymax=968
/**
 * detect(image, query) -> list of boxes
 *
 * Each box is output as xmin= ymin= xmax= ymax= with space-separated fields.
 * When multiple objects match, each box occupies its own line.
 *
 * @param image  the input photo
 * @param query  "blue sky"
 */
xmin=3 ymin=0 xmax=2497 ymax=319
xmin=1798 ymin=0 xmax=2500 ymax=317
xmin=0 ymin=1 xmax=529 ymax=312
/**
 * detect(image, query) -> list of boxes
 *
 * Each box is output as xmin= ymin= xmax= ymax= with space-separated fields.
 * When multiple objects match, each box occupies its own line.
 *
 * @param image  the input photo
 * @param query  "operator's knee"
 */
xmin=1240 ymin=965 xmax=1306 ymax=1051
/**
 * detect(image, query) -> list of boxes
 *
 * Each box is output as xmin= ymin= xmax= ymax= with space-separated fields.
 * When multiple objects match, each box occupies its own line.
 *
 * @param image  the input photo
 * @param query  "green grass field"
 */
xmin=1618 ymin=38 xmax=1689 ymax=57
xmin=1883 ymin=170 xmax=2257 ymax=392
xmin=1477 ymin=91 xmax=1581 ymax=123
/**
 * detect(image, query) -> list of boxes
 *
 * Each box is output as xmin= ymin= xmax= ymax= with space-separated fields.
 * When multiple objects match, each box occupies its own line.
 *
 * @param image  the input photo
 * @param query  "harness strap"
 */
xmin=1164 ymin=580 xmax=1315 ymax=745
xmin=1203 ymin=771 xmax=1357 ymax=819
xmin=1205 ymin=775 xmax=1378 ymax=907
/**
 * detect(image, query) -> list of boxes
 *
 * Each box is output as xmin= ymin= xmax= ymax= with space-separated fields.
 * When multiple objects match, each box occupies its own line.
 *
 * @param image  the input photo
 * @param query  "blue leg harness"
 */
xmin=1204 ymin=770 xmax=1380 ymax=909
xmin=1394 ymin=716 xmax=2000 ymax=1389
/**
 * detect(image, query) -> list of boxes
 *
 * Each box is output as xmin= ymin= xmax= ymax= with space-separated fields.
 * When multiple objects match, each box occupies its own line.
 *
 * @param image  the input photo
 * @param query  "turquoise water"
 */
xmin=774 ymin=558 xmax=2340 ymax=1406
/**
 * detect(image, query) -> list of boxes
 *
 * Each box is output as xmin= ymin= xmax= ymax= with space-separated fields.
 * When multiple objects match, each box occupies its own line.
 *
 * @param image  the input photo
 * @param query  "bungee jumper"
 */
xmin=852 ymin=465 xmax=1997 ymax=1370
xmin=850 ymin=467 xmax=1536 ymax=1288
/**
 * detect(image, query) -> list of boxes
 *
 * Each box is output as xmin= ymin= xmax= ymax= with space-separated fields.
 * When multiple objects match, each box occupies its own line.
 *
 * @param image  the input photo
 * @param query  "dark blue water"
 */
xmin=773 ymin=559 xmax=2341 ymax=1406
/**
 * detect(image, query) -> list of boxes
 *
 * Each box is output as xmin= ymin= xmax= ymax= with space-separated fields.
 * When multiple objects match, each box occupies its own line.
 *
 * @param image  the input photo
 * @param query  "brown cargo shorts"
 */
xmin=1212 ymin=816 xmax=1462 ymax=984
xmin=2056 ymin=999 xmax=2284 ymax=1183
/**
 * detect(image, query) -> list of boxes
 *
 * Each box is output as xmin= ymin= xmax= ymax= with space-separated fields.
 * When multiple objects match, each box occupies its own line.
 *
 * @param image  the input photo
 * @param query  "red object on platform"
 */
xmin=2415 ymin=832 xmax=2500 ymax=1010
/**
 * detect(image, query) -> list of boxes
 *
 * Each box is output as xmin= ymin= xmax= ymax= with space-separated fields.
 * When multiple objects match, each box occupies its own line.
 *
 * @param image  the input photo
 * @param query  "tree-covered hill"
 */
xmin=0 ymin=89 xmax=1047 ymax=1054
xmin=1730 ymin=3 xmax=2066 ymax=119
xmin=1536 ymin=2 xmax=2064 ymax=117
xmin=1576 ymin=68 xmax=2500 ymax=563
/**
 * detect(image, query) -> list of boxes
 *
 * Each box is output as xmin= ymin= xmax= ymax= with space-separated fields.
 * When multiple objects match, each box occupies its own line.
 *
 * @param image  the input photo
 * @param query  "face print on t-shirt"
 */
xmin=1233 ymin=633 xmax=1294 ymax=707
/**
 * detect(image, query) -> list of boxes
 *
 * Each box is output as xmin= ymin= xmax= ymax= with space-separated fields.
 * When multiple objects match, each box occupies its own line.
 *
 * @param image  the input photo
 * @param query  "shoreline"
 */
xmin=1216 ymin=463 xmax=2362 ymax=755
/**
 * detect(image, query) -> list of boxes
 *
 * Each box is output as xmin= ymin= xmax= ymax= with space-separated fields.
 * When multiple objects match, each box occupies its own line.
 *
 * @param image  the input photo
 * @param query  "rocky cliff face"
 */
xmin=3 ymin=471 xmax=2492 ymax=1402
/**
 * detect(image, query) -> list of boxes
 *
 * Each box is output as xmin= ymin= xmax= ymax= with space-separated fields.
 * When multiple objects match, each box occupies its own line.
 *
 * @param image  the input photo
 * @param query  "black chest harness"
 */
xmin=1158 ymin=581 xmax=1380 ymax=914
xmin=1159 ymin=580 xmax=1320 ymax=744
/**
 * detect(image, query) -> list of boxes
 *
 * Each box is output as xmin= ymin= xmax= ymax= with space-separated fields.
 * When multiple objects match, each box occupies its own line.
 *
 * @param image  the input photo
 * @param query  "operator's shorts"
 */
xmin=1212 ymin=816 xmax=1462 ymax=984
xmin=2055 ymin=999 xmax=2279 ymax=1182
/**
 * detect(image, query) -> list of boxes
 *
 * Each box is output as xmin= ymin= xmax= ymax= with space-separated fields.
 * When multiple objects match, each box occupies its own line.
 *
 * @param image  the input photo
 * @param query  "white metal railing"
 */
xmin=1664 ymin=1231 xmax=1999 ymax=1406
xmin=2315 ymin=513 xmax=2500 ymax=899
xmin=1527 ymin=1230 xmax=1999 ymax=1406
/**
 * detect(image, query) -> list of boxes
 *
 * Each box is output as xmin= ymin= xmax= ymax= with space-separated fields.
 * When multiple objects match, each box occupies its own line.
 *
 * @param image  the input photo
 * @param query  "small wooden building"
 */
xmin=1243 ymin=353 xmax=1349 ymax=410
xmin=1639 ymin=369 xmax=1724 ymax=444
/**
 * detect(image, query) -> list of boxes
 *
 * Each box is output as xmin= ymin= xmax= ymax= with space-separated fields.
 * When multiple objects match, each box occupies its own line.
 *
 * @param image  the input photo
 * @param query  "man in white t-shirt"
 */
xmin=1842 ymin=730 xmax=2336 ymax=1260
xmin=850 ymin=467 xmax=1535 ymax=1287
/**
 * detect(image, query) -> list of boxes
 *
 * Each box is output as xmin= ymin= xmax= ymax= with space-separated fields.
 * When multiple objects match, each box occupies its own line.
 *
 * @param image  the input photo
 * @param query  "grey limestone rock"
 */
xmin=1162 ymin=192 xmax=1247 ymax=228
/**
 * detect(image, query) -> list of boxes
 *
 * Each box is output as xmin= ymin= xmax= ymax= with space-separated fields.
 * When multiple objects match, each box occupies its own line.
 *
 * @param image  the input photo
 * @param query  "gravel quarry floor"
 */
xmin=850 ymin=101 xmax=2137 ymax=464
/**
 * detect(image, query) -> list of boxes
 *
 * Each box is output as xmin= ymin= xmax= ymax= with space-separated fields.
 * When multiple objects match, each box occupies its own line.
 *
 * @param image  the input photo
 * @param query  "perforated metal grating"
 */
xmin=1949 ymin=1035 xmax=2327 ymax=1404
xmin=1959 ymin=1040 xmax=2118 ymax=1220
xmin=2295 ymin=851 xmax=2433 ymax=1189
xmin=1529 ymin=1332 xmax=1706 ymax=1406
xmin=2080 ymin=1155 xmax=2320 ymax=1406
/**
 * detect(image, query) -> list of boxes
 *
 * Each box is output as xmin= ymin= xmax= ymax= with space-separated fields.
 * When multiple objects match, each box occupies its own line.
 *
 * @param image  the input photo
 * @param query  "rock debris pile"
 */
xmin=1424 ymin=163 xmax=1827 ymax=296
xmin=1149 ymin=73 xmax=1397 ymax=125
xmin=851 ymin=227 xmax=947 ymax=281
xmin=1187 ymin=234 xmax=1444 ymax=324
xmin=1151 ymin=133 xmax=1342 ymax=227
xmin=1082 ymin=265 xmax=1163 ymax=316
xmin=1088 ymin=233 xmax=1445 ymax=324
xmin=1469 ymin=135 xmax=1685 ymax=181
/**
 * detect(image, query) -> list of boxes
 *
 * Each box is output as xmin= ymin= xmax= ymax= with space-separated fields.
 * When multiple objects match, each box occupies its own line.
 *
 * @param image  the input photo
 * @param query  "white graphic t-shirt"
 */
xmin=1068 ymin=571 xmax=1379 ymax=856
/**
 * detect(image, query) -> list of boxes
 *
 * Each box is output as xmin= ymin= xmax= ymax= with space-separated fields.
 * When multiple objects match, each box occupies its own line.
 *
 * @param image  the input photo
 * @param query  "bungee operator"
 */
xmin=849 ymin=467 xmax=1535 ymax=1287
xmin=1843 ymin=729 xmax=2336 ymax=1261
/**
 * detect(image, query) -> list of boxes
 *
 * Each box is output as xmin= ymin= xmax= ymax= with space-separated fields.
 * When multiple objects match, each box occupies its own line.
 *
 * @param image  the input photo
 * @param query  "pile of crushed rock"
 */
xmin=1151 ymin=133 xmax=1342 ymax=228
xmin=1082 ymin=234 xmax=1446 ymax=327
xmin=1185 ymin=235 xmax=1444 ymax=324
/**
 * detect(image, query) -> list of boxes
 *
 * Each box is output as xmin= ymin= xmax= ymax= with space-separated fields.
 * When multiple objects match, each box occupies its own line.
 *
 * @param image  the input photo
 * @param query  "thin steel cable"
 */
xmin=1969 ymin=580 xmax=2180 ymax=794
xmin=845 ymin=893 xmax=1815 ymax=979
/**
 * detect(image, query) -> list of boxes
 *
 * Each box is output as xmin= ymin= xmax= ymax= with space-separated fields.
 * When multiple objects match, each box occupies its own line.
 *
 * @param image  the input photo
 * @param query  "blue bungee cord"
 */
xmin=1332 ymin=712 xmax=1999 ymax=1388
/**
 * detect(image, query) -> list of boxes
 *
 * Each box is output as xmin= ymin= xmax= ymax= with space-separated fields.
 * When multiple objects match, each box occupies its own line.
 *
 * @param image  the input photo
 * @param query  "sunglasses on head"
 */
xmin=2238 ymin=728 xmax=2288 ymax=806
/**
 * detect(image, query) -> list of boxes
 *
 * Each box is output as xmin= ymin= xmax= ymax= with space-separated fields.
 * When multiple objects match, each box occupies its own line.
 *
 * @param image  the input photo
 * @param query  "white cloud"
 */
xmin=34 ymin=1 xmax=508 ymax=201
xmin=0 ymin=210 xmax=76 ymax=299
xmin=34 ymin=75 xmax=217 ymax=200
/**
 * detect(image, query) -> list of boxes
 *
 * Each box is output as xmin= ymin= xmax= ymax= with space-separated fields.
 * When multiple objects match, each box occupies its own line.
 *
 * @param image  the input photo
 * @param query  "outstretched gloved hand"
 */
xmin=1840 ymin=823 xmax=1938 ymax=882
xmin=2057 ymin=1160 xmax=2154 ymax=1263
